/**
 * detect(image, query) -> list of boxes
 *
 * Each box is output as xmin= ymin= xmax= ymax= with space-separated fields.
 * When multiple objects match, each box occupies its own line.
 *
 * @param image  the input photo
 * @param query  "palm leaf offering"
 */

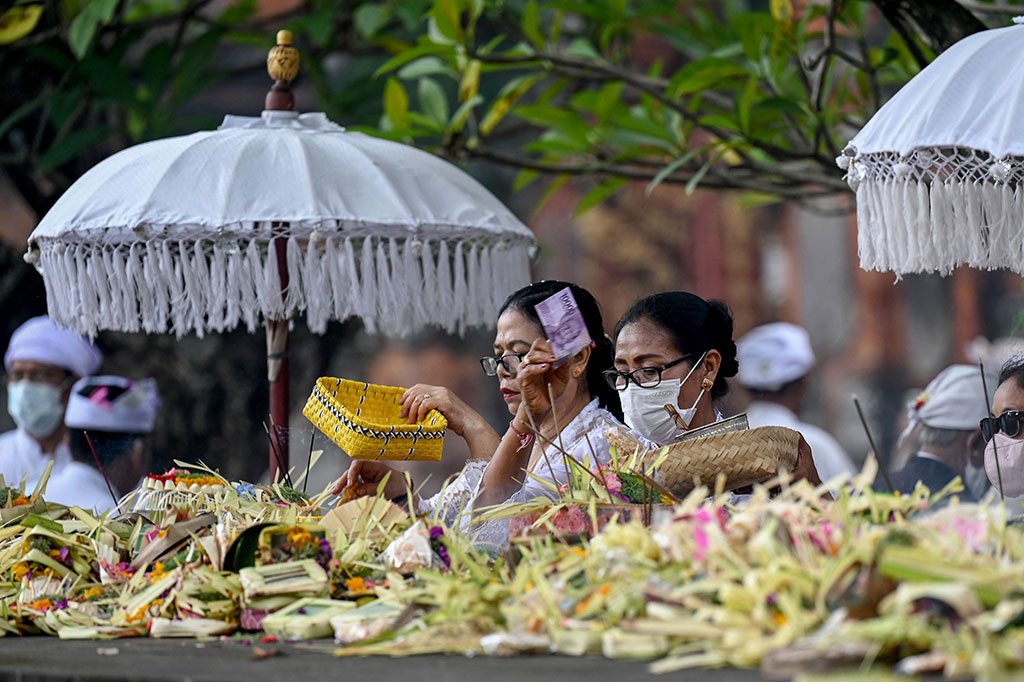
xmin=5 ymin=455 xmax=1024 ymax=678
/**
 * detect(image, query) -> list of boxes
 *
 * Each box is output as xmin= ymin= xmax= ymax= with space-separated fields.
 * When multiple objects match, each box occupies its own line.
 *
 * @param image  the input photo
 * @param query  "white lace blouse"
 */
xmin=417 ymin=399 xmax=625 ymax=551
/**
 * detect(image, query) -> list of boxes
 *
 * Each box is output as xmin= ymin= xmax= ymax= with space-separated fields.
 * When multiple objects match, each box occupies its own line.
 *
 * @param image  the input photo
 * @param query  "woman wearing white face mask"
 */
xmin=981 ymin=355 xmax=1024 ymax=500
xmin=609 ymin=292 xmax=823 ymax=487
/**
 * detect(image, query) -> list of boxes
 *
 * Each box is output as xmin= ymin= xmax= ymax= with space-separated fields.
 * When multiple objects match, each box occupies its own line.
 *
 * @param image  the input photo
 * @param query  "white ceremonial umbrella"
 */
xmin=26 ymin=34 xmax=534 ymax=478
xmin=839 ymin=20 xmax=1024 ymax=277
xmin=28 ymin=110 xmax=533 ymax=338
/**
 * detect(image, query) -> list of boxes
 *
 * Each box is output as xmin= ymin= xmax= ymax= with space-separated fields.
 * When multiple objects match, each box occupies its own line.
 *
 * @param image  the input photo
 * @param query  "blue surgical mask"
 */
xmin=8 ymin=381 xmax=65 ymax=438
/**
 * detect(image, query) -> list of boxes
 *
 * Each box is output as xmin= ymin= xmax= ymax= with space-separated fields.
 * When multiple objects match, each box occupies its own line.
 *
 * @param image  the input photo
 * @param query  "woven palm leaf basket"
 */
xmin=642 ymin=426 xmax=800 ymax=496
xmin=303 ymin=378 xmax=447 ymax=461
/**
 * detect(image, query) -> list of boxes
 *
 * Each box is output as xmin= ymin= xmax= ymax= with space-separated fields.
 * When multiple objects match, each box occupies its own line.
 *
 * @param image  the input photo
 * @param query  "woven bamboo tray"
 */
xmin=303 ymin=377 xmax=446 ymax=461
xmin=642 ymin=426 xmax=800 ymax=495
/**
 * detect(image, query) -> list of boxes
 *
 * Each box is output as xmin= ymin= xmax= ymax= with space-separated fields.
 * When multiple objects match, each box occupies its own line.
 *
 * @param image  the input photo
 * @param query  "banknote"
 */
xmin=534 ymin=287 xmax=592 ymax=366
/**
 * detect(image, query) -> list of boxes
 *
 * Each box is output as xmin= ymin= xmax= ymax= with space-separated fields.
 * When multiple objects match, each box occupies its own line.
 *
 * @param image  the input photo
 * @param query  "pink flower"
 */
xmin=553 ymin=506 xmax=590 ymax=534
xmin=694 ymin=526 xmax=709 ymax=560
xmin=605 ymin=472 xmax=622 ymax=495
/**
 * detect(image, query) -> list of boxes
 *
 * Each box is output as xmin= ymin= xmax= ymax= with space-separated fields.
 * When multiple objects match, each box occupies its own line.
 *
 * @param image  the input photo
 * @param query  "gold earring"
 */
xmin=573 ymin=368 xmax=582 ymax=377
xmin=701 ymin=377 xmax=713 ymax=391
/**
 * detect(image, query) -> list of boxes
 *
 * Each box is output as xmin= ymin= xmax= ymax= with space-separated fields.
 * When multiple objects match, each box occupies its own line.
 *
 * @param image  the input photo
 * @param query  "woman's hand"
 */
xmin=793 ymin=435 xmax=825 ymax=489
xmin=516 ymin=339 xmax=571 ymax=425
xmin=399 ymin=384 xmax=501 ymax=460
xmin=400 ymin=384 xmax=475 ymax=435
xmin=331 ymin=460 xmax=406 ymax=499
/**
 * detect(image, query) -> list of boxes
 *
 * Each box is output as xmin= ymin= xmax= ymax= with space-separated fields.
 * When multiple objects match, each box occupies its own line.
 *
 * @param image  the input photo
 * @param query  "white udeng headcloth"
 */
xmin=4 ymin=316 xmax=103 ymax=377
xmin=65 ymin=376 xmax=160 ymax=434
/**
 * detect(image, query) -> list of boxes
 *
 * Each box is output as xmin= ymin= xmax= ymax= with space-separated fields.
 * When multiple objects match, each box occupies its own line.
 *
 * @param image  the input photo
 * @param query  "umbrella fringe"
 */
xmin=35 ymin=235 xmax=532 ymax=339
xmin=849 ymin=149 xmax=1024 ymax=277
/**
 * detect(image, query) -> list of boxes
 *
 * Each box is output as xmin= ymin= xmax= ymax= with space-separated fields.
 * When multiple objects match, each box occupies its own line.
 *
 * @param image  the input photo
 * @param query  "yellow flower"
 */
xmin=12 ymin=562 xmax=29 ymax=581
xmin=147 ymin=562 xmax=166 ymax=583
xmin=286 ymin=527 xmax=313 ymax=547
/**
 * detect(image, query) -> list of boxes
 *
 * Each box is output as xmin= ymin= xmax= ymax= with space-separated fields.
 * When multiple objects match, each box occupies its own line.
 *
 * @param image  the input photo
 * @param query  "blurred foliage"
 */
xmin=0 ymin=0 xmax=1005 ymax=217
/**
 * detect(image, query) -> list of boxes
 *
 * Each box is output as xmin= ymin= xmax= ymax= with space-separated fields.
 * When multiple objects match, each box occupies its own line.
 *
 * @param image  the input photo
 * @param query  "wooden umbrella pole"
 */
xmin=264 ymin=29 xmax=300 ymax=481
xmin=266 ymin=244 xmax=290 ymax=480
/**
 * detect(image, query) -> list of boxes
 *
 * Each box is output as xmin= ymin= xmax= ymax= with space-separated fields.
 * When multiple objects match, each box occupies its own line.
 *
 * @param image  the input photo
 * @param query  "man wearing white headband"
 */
xmin=1 ymin=317 xmax=103 ymax=490
xmin=890 ymin=364 xmax=994 ymax=501
xmin=737 ymin=322 xmax=856 ymax=485
xmin=46 ymin=376 xmax=159 ymax=513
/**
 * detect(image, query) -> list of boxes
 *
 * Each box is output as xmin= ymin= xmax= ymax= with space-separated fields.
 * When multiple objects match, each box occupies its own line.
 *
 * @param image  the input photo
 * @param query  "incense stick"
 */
xmin=262 ymin=421 xmax=293 ymax=488
xmin=83 ymin=430 xmax=120 ymax=511
xmin=980 ymin=362 xmax=1005 ymax=502
xmin=546 ymin=382 xmax=573 ymax=486
xmin=852 ymin=396 xmax=894 ymax=493
xmin=302 ymin=430 xmax=315 ymax=493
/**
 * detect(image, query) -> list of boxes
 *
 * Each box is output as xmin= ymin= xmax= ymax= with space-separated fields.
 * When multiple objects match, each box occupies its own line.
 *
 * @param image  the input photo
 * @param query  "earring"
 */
xmin=701 ymin=377 xmax=714 ymax=391
xmin=573 ymin=368 xmax=582 ymax=378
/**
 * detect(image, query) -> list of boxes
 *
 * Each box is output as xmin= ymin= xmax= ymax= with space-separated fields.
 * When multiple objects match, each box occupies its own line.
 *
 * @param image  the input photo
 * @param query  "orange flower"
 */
xmin=344 ymin=577 xmax=367 ymax=593
xmin=11 ymin=562 xmax=29 ymax=581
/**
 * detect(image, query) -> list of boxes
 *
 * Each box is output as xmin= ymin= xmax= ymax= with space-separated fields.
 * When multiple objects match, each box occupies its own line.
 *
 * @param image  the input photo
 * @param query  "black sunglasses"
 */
xmin=980 ymin=410 xmax=1024 ymax=442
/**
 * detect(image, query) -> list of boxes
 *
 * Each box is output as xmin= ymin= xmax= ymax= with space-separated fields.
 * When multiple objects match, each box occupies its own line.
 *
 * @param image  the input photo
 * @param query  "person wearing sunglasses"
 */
xmin=610 ymin=292 xmax=823 ymax=488
xmin=982 ymin=355 xmax=1024 ymax=499
xmin=335 ymin=281 xmax=626 ymax=549
xmin=882 ymin=365 xmax=995 ymax=502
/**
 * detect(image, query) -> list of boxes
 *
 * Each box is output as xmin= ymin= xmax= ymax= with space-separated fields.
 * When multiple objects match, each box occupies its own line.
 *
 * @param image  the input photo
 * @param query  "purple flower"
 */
xmin=54 ymin=598 xmax=68 ymax=610
xmin=429 ymin=526 xmax=444 ymax=541
xmin=58 ymin=547 xmax=70 ymax=562
xmin=437 ymin=544 xmax=450 ymax=569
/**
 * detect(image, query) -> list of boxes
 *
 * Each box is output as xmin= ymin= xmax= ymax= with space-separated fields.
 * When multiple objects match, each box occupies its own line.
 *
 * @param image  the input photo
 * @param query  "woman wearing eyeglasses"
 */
xmin=608 ymin=292 xmax=823 ymax=487
xmin=981 ymin=355 xmax=1024 ymax=498
xmin=335 ymin=281 xmax=626 ymax=548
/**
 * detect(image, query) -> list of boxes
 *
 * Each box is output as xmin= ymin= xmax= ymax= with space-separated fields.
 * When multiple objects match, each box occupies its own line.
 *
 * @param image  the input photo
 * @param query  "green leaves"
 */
xmin=385 ymin=77 xmax=410 ymax=128
xmin=68 ymin=0 xmax=119 ymax=58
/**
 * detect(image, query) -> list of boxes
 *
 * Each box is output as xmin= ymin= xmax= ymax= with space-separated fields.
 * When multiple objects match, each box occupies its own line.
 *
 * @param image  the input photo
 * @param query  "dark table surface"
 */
xmin=0 ymin=637 xmax=781 ymax=682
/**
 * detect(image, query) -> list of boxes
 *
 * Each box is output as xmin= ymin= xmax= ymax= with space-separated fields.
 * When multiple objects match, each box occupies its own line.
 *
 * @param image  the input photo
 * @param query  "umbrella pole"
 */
xmin=264 ymin=30 xmax=298 ymax=482
xmin=267 ymin=234 xmax=290 ymax=483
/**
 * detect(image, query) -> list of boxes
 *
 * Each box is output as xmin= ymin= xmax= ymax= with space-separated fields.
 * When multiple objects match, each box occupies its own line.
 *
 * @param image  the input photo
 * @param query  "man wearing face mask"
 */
xmin=887 ymin=365 xmax=994 ymax=502
xmin=736 ymin=323 xmax=856 ymax=485
xmin=1 ymin=317 xmax=103 ymax=490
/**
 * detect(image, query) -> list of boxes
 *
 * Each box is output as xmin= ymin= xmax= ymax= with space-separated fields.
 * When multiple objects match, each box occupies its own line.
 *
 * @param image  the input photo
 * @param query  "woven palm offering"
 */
xmin=643 ymin=426 xmax=800 ymax=496
xmin=303 ymin=378 xmax=447 ymax=461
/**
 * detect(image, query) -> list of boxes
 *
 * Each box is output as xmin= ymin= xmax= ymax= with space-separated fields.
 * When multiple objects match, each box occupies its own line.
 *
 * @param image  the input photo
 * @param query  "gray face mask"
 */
xmin=8 ymin=381 xmax=65 ymax=438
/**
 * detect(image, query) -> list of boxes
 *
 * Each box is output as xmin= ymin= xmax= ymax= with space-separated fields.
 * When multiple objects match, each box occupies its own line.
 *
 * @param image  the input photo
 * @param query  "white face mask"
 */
xmin=621 ymin=353 xmax=707 ymax=445
xmin=984 ymin=432 xmax=1024 ymax=498
xmin=8 ymin=381 xmax=66 ymax=439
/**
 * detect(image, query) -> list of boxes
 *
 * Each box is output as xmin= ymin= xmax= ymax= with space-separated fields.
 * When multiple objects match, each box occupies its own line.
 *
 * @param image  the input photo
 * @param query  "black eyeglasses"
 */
xmin=980 ymin=410 xmax=1024 ymax=442
xmin=480 ymin=352 xmax=528 ymax=377
xmin=602 ymin=355 xmax=693 ymax=391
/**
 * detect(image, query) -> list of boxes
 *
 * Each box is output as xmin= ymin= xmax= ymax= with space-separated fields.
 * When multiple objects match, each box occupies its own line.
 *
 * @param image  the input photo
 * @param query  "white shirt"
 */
xmin=0 ymin=427 xmax=72 ymax=491
xmin=744 ymin=401 xmax=857 ymax=483
xmin=421 ymin=399 xmax=623 ymax=551
xmin=45 ymin=461 xmax=118 ymax=514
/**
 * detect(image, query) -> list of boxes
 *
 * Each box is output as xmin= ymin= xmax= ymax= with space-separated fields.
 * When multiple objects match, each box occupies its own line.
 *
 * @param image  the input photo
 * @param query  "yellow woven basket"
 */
xmin=302 ymin=378 xmax=447 ymax=461
xmin=640 ymin=426 xmax=800 ymax=495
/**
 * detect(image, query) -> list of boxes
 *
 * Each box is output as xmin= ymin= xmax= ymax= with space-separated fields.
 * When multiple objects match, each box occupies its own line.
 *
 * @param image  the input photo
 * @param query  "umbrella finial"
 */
xmin=266 ymin=29 xmax=300 ymax=111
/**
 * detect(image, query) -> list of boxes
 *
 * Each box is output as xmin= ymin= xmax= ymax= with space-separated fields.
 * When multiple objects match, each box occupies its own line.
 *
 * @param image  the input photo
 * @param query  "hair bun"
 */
xmin=708 ymin=300 xmax=739 ymax=378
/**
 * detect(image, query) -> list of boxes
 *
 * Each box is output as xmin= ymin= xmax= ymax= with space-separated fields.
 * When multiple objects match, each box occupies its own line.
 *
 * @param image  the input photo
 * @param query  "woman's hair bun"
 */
xmin=707 ymin=300 xmax=739 ymax=379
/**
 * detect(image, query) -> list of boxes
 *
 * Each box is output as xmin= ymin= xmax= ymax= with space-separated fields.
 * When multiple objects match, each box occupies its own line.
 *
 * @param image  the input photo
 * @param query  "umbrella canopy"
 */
xmin=28 ymin=110 xmax=535 ymax=338
xmin=840 ymin=21 xmax=1024 ymax=277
